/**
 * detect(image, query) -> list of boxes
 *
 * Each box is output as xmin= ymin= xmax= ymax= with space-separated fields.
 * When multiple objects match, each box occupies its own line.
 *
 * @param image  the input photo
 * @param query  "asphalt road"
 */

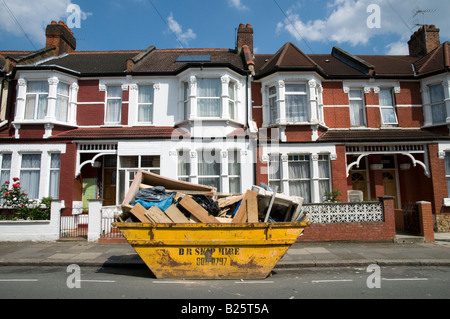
xmin=1 ymin=265 xmax=449 ymax=301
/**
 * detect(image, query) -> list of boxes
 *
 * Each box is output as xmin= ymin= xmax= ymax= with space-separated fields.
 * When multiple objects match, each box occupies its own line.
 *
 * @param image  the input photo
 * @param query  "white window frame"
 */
xmin=196 ymin=78 xmax=222 ymax=118
xmin=268 ymin=86 xmax=278 ymax=124
xmin=56 ymin=82 xmax=70 ymax=122
xmin=19 ymin=153 xmax=41 ymax=200
xmin=228 ymin=150 xmax=241 ymax=194
xmin=349 ymin=89 xmax=367 ymax=127
xmin=287 ymin=155 xmax=311 ymax=203
xmin=105 ymin=85 xmax=122 ymax=125
xmin=429 ymin=83 xmax=446 ymax=125
xmin=379 ymin=88 xmax=398 ymax=125
xmin=0 ymin=153 xmax=11 ymax=186
xmin=197 ymin=149 xmax=221 ymax=190
xmin=25 ymin=80 xmax=49 ymax=120
xmin=178 ymin=150 xmax=191 ymax=182
xmin=49 ymin=153 xmax=60 ymax=199
xmin=285 ymin=83 xmax=308 ymax=122
xmin=137 ymin=84 xmax=154 ymax=124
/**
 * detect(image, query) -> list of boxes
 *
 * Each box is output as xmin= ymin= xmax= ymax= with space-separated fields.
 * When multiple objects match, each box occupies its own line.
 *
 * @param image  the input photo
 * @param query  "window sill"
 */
xmin=12 ymin=120 xmax=77 ymax=128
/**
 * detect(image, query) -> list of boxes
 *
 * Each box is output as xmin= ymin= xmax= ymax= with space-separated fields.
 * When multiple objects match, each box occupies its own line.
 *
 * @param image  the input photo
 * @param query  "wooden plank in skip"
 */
xmin=178 ymin=196 xmax=220 ymax=223
xmin=232 ymin=190 xmax=258 ymax=223
xmin=164 ymin=204 xmax=190 ymax=223
xmin=130 ymin=203 xmax=153 ymax=223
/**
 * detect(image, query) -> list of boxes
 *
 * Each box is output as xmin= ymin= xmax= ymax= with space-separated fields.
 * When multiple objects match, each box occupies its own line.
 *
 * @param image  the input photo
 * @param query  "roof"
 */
xmin=48 ymin=126 xmax=190 ymax=140
xmin=413 ymin=42 xmax=450 ymax=76
xmin=318 ymin=129 xmax=450 ymax=143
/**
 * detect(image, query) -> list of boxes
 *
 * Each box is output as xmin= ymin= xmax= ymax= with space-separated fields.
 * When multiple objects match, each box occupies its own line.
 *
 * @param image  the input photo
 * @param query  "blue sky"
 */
xmin=0 ymin=0 xmax=449 ymax=56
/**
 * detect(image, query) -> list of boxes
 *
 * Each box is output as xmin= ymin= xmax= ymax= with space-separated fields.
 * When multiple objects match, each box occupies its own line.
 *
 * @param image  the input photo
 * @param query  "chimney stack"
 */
xmin=45 ymin=20 xmax=76 ymax=55
xmin=408 ymin=24 xmax=440 ymax=57
xmin=236 ymin=23 xmax=254 ymax=55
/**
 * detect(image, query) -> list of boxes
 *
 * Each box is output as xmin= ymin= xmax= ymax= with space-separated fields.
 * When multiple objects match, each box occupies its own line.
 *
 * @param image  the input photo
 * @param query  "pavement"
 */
xmin=0 ymin=233 xmax=450 ymax=271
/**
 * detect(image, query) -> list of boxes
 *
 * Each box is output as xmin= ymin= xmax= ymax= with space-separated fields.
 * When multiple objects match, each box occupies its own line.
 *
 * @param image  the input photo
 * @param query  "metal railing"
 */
xmin=59 ymin=212 xmax=89 ymax=239
xmin=100 ymin=205 xmax=124 ymax=240
xmin=302 ymin=201 xmax=384 ymax=224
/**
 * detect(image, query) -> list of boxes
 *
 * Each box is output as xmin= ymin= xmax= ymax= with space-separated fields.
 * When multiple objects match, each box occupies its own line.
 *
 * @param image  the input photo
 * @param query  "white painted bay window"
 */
xmin=285 ymin=84 xmax=308 ymax=122
xmin=56 ymin=82 xmax=70 ymax=122
xmin=197 ymin=78 xmax=221 ymax=117
xmin=49 ymin=153 xmax=60 ymax=199
xmin=25 ymin=81 xmax=48 ymax=120
xmin=197 ymin=149 xmax=221 ymax=190
xmin=20 ymin=154 xmax=41 ymax=199
xmin=228 ymin=150 xmax=241 ymax=194
xmin=288 ymin=155 xmax=311 ymax=203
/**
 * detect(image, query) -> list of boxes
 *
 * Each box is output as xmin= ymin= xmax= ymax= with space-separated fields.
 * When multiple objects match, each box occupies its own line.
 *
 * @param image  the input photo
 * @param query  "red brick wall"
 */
xmin=428 ymin=143 xmax=447 ymax=214
xmin=298 ymin=197 xmax=396 ymax=242
xmin=322 ymin=81 xmax=350 ymax=128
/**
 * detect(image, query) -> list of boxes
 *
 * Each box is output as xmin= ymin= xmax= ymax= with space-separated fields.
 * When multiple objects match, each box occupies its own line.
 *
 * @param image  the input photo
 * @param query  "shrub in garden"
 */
xmin=0 ymin=178 xmax=51 ymax=220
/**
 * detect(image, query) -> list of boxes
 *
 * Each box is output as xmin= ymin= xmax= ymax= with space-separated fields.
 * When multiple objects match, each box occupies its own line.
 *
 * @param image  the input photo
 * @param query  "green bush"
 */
xmin=0 ymin=178 xmax=51 ymax=220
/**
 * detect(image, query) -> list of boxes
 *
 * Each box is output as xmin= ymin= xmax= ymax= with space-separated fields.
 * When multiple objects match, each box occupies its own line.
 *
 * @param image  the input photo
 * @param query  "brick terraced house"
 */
xmin=0 ymin=21 xmax=449 ymax=231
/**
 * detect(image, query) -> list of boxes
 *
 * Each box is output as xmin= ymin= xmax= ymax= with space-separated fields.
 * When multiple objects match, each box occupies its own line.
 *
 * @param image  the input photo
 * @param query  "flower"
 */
xmin=12 ymin=183 xmax=20 ymax=189
xmin=12 ymin=177 xmax=19 ymax=182
xmin=5 ymin=181 xmax=9 ymax=184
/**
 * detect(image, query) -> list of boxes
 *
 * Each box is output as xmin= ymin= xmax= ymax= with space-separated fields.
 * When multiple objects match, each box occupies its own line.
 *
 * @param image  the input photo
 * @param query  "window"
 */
xmin=429 ymin=84 xmax=446 ymax=124
xmin=228 ymin=150 xmax=241 ymax=194
xmin=197 ymin=78 xmax=221 ymax=117
xmin=349 ymin=89 xmax=366 ymax=127
xmin=0 ymin=154 xmax=11 ymax=186
xmin=229 ymin=82 xmax=236 ymax=120
xmin=288 ymin=155 xmax=311 ymax=203
xmin=269 ymin=86 xmax=278 ymax=124
xmin=178 ymin=150 xmax=190 ymax=182
xmin=105 ymin=86 xmax=122 ymax=124
xmin=118 ymin=155 xmax=160 ymax=204
xmin=446 ymin=153 xmax=450 ymax=198
xmin=20 ymin=154 xmax=41 ymax=199
xmin=56 ymin=82 xmax=70 ymax=122
xmin=285 ymin=84 xmax=308 ymax=122
xmin=137 ymin=85 xmax=154 ymax=123
xmin=198 ymin=150 xmax=220 ymax=190
xmin=49 ymin=153 xmax=60 ymax=199
xmin=268 ymin=155 xmax=281 ymax=191
xmin=379 ymin=89 xmax=398 ymax=125
xmin=25 ymin=81 xmax=48 ymax=120
xmin=318 ymin=155 xmax=331 ymax=201
xmin=183 ymin=82 xmax=189 ymax=120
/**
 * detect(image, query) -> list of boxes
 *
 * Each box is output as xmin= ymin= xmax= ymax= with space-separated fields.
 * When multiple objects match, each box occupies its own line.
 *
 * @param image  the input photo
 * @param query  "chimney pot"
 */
xmin=45 ymin=21 xmax=76 ymax=55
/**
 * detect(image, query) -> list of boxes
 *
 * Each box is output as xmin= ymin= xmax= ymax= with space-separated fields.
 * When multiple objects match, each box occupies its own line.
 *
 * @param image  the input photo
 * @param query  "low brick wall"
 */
xmin=297 ymin=197 xmax=396 ymax=242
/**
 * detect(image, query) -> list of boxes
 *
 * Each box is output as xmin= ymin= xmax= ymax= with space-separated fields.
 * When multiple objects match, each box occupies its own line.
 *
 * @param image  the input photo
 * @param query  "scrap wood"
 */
xmin=246 ymin=196 xmax=259 ymax=223
xmin=178 ymin=195 xmax=220 ymax=223
xmin=145 ymin=206 xmax=173 ymax=223
xmin=218 ymin=194 xmax=244 ymax=208
xmin=232 ymin=190 xmax=258 ymax=223
xmin=130 ymin=203 xmax=153 ymax=223
xmin=164 ymin=204 xmax=190 ymax=223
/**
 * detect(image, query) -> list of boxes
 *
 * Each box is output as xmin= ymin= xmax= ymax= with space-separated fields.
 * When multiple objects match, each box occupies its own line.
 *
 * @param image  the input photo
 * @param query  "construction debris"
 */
xmin=120 ymin=170 xmax=305 ymax=224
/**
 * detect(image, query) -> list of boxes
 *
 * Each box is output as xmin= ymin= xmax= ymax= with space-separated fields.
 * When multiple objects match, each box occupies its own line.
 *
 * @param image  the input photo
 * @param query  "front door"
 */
xmin=352 ymin=172 xmax=368 ymax=200
xmin=103 ymin=168 xmax=116 ymax=206
xmin=382 ymin=170 xmax=398 ymax=209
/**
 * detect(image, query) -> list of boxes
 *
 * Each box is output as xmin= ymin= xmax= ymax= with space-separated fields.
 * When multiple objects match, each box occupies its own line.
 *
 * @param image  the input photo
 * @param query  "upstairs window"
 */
xmin=269 ymin=86 xmax=278 ymax=124
xmin=197 ymin=78 xmax=221 ymax=117
xmin=137 ymin=85 xmax=154 ymax=123
xmin=379 ymin=89 xmax=398 ymax=125
xmin=56 ymin=82 xmax=70 ymax=122
xmin=429 ymin=84 xmax=446 ymax=124
xmin=25 ymin=81 xmax=48 ymax=120
xmin=105 ymin=86 xmax=122 ymax=124
xmin=349 ymin=89 xmax=366 ymax=127
xmin=285 ymin=84 xmax=308 ymax=122
xmin=228 ymin=82 xmax=236 ymax=120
